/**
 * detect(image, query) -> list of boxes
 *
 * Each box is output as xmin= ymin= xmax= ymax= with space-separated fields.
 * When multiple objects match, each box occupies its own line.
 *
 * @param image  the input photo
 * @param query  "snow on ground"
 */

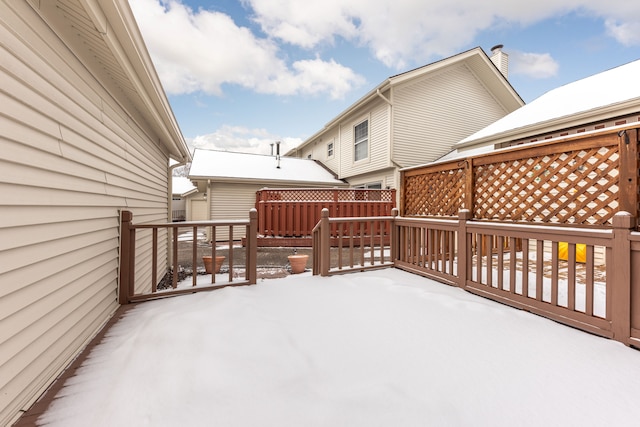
xmin=39 ymin=269 xmax=640 ymax=427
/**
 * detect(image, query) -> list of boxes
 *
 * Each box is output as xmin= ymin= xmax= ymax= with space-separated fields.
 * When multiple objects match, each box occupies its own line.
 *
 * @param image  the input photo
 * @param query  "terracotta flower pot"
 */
xmin=203 ymin=255 xmax=225 ymax=274
xmin=288 ymin=254 xmax=309 ymax=274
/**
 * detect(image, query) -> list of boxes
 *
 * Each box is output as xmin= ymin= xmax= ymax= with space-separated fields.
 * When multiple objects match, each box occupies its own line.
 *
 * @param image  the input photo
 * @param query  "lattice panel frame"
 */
xmin=258 ymin=188 xmax=395 ymax=202
xmin=403 ymin=167 xmax=466 ymax=216
xmin=473 ymin=145 xmax=620 ymax=225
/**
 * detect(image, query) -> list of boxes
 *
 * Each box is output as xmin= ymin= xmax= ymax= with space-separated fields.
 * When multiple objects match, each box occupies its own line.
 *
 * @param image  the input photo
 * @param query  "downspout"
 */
xmin=376 ymin=89 xmax=392 ymax=106
xmin=377 ymin=88 xmax=396 ymax=198
xmin=168 ymin=161 xmax=186 ymax=221
xmin=206 ymin=179 xmax=212 ymax=242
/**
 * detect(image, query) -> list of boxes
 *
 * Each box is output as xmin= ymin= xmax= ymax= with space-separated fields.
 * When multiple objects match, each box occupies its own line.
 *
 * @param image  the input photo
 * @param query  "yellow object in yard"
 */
xmin=558 ymin=242 xmax=586 ymax=263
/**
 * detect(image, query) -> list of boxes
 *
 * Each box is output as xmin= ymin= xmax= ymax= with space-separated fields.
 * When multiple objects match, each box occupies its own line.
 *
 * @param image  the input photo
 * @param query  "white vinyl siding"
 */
xmin=0 ymin=2 xmax=175 ymax=425
xmin=392 ymin=63 xmax=508 ymax=168
xmin=320 ymin=130 xmax=340 ymax=175
xmin=339 ymin=102 xmax=390 ymax=180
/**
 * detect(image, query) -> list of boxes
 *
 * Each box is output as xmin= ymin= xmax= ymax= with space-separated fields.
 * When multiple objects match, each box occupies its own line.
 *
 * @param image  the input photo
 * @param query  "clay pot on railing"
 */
xmin=203 ymin=255 xmax=225 ymax=274
xmin=288 ymin=254 xmax=309 ymax=274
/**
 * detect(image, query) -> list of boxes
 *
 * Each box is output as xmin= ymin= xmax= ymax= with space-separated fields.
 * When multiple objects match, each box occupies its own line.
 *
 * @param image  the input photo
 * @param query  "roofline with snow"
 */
xmin=287 ymin=46 xmax=523 ymax=156
xmin=456 ymin=97 xmax=640 ymax=149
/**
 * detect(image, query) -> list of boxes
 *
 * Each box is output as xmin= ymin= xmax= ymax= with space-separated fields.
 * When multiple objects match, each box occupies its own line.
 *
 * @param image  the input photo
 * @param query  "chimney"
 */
xmin=275 ymin=141 xmax=281 ymax=169
xmin=490 ymin=44 xmax=508 ymax=79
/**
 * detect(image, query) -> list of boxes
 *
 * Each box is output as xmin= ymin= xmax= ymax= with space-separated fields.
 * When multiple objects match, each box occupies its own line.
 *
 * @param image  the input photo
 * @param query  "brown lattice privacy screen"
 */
xmin=401 ymin=127 xmax=639 ymax=226
xmin=256 ymin=188 xmax=395 ymax=202
xmin=255 ymin=188 xmax=397 ymax=238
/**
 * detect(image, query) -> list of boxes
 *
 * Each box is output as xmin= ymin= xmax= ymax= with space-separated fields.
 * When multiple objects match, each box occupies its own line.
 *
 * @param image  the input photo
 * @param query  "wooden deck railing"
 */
xmin=312 ymin=208 xmax=397 ymax=276
xmin=313 ymin=209 xmax=639 ymax=346
xmin=119 ymin=209 xmax=258 ymax=303
xmin=256 ymin=188 xmax=396 ymax=238
xmin=401 ymin=126 xmax=639 ymax=226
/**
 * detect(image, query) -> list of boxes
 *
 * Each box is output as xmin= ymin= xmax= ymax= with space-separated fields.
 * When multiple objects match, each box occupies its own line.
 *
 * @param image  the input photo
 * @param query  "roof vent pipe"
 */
xmin=490 ymin=44 xmax=508 ymax=79
xmin=276 ymin=141 xmax=281 ymax=169
xmin=270 ymin=142 xmax=274 ymax=156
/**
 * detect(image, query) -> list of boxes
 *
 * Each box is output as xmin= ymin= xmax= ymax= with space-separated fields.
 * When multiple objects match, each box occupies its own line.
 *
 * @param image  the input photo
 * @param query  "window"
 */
xmin=327 ymin=141 xmax=334 ymax=158
xmin=354 ymin=120 xmax=368 ymax=161
xmin=355 ymin=182 xmax=382 ymax=189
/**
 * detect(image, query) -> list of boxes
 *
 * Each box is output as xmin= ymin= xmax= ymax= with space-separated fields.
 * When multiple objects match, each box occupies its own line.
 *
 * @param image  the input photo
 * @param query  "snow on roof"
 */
xmin=459 ymin=58 xmax=640 ymax=146
xmin=172 ymin=176 xmax=196 ymax=196
xmin=188 ymin=149 xmax=344 ymax=185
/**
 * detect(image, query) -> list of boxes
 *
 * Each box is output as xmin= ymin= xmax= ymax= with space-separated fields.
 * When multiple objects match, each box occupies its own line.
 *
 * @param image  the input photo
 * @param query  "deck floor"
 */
xmin=13 ymin=305 xmax=135 ymax=427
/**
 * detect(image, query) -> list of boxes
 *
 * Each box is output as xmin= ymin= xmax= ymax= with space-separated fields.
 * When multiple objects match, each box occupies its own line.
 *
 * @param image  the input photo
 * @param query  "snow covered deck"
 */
xmin=16 ymin=269 xmax=640 ymax=426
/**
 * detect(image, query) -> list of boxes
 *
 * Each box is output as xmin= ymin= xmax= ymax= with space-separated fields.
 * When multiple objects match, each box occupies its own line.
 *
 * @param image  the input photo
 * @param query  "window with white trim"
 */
xmin=354 ymin=120 xmax=368 ymax=161
xmin=327 ymin=141 xmax=334 ymax=158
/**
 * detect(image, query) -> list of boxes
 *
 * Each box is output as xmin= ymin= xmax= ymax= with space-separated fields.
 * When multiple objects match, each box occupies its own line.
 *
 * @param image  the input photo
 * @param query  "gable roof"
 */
xmin=189 ymin=149 xmax=347 ymax=185
xmin=287 ymin=47 xmax=523 ymax=155
xmin=172 ymin=176 xmax=197 ymax=196
xmin=457 ymin=58 xmax=640 ymax=148
xmin=32 ymin=0 xmax=190 ymax=162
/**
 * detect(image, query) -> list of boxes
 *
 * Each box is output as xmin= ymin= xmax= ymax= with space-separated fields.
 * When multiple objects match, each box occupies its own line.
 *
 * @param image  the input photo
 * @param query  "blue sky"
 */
xmin=130 ymin=0 xmax=640 ymax=155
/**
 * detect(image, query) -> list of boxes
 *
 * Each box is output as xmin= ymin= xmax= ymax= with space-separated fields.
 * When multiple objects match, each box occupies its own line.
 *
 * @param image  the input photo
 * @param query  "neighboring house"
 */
xmin=188 ymin=149 xmax=347 ymax=240
xmin=171 ymin=176 xmax=198 ymax=221
xmin=0 ymin=1 xmax=190 ymax=425
xmin=453 ymin=58 xmax=640 ymax=154
xmin=286 ymin=46 xmax=523 ymax=193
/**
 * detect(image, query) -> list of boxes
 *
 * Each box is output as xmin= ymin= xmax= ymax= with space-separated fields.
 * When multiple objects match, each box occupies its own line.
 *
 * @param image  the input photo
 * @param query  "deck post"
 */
xmin=320 ymin=208 xmax=330 ymax=276
xmin=611 ymin=211 xmax=635 ymax=344
xmin=247 ymin=209 xmax=258 ymax=284
xmin=390 ymin=208 xmax=399 ymax=264
xmin=618 ymin=129 xmax=638 ymax=221
xmin=464 ymin=159 xmax=474 ymax=214
xmin=118 ymin=210 xmax=134 ymax=305
xmin=457 ymin=209 xmax=471 ymax=289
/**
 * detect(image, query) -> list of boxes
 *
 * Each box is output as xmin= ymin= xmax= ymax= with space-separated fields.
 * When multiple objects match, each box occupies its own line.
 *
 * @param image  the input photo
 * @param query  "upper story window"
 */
xmin=327 ymin=141 xmax=334 ymax=158
xmin=354 ymin=120 xmax=368 ymax=162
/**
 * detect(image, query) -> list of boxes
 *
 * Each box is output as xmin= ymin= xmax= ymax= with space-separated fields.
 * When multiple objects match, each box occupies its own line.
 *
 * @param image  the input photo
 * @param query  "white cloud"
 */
xmin=130 ymin=0 xmax=640 ymax=100
xmin=245 ymin=0 xmax=640 ymax=69
xmin=129 ymin=0 xmax=364 ymax=99
xmin=605 ymin=19 xmax=640 ymax=45
xmin=245 ymin=0 xmax=576 ymax=69
xmin=509 ymin=51 xmax=559 ymax=79
xmin=188 ymin=125 xmax=302 ymax=155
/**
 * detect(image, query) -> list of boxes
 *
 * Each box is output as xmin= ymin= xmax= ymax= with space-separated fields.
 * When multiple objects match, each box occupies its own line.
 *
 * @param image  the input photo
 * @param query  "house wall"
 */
xmin=338 ymin=101 xmax=391 ymax=181
xmin=0 ymin=3 xmax=172 ymax=425
xmin=297 ymin=128 xmax=341 ymax=175
xmin=208 ymin=181 xmax=346 ymax=241
xmin=210 ymin=183 xmax=259 ymax=241
xmin=393 ymin=63 xmax=509 ymax=168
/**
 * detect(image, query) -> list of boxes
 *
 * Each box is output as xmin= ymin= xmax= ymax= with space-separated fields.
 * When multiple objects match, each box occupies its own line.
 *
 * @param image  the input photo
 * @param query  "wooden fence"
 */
xmin=256 ymin=188 xmax=396 ymax=239
xmin=401 ymin=127 xmax=639 ymax=226
xmin=118 ymin=210 xmax=258 ymax=303
xmin=313 ymin=208 xmax=640 ymax=347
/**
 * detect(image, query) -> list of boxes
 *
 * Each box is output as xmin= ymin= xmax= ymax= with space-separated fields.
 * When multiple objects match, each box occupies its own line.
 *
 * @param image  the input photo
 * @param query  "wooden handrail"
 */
xmin=119 ymin=209 xmax=258 ymax=303
xmin=312 ymin=208 xmax=639 ymax=346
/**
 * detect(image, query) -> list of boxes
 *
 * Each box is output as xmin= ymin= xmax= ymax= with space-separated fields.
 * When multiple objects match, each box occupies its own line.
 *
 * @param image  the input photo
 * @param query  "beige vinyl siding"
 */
xmin=392 ymin=63 xmax=508 ymax=168
xmin=210 ymin=183 xmax=260 ymax=241
xmin=0 ymin=2 xmax=172 ymax=425
xmin=339 ymin=101 xmax=390 ymax=180
xmin=322 ymin=130 xmax=341 ymax=175
xmin=191 ymin=198 xmax=209 ymax=221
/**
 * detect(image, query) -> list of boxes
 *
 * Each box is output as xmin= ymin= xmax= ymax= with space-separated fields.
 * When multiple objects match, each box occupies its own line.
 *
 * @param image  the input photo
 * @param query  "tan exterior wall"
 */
xmin=338 ymin=101 xmax=391 ymax=180
xmin=0 ymin=3 xmax=172 ymax=425
xmin=210 ymin=183 xmax=259 ymax=242
xmin=392 ymin=63 xmax=508 ymax=167
xmin=208 ymin=181 xmax=347 ymax=242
